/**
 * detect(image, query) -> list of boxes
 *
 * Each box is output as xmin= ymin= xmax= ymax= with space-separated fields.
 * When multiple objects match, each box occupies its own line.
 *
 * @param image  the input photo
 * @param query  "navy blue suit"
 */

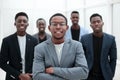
xmin=81 ymin=33 xmax=117 ymax=80
xmin=0 ymin=33 xmax=37 ymax=80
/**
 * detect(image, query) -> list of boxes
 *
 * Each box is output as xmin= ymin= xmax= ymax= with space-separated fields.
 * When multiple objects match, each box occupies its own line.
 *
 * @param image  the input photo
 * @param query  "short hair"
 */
xmin=36 ymin=18 xmax=46 ymax=24
xmin=90 ymin=13 xmax=102 ymax=22
xmin=49 ymin=13 xmax=67 ymax=25
xmin=71 ymin=11 xmax=79 ymax=15
xmin=15 ymin=12 xmax=28 ymax=21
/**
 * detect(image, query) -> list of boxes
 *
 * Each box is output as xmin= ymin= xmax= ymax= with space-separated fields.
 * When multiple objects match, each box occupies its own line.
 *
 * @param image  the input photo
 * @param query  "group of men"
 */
xmin=0 ymin=11 xmax=117 ymax=80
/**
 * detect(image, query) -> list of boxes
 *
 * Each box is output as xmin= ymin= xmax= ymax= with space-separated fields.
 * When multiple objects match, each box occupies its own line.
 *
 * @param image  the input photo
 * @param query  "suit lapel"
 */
xmin=60 ymin=40 xmax=70 ymax=66
xmin=88 ymin=34 xmax=94 ymax=59
xmin=25 ymin=34 xmax=31 ymax=62
xmin=47 ymin=39 xmax=60 ymax=66
xmin=101 ymin=33 xmax=106 ymax=57
xmin=13 ymin=33 xmax=21 ymax=60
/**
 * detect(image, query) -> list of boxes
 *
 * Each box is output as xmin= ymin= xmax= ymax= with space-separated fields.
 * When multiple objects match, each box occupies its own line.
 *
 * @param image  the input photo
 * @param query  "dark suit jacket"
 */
xmin=81 ymin=33 xmax=117 ymax=80
xmin=0 ymin=33 xmax=37 ymax=80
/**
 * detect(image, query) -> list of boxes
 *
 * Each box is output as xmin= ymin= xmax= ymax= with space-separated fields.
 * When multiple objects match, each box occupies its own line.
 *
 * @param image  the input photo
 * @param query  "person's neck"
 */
xmin=52 ymin=38 xmax=64 ymax=44
xmin=93 ymin=32 xmax=103 ymax=38
xmin=38 ymin=32 xmax=46 ymax=39
xmin=71 ymin=24 xmax=79 ymax=30
xmin=39 ymin=31 xmax=45 ymax=35
xmin=17 ymin=31 xmax=26 ymax=36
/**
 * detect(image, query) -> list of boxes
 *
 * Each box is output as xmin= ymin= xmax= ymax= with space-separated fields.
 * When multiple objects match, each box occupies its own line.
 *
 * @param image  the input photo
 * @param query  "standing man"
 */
xmin=33 ymin=18 xmax=51 ymax=43
xmin=0 ymin=12 xmax=38 ymax=80
xmin=33 ymin=13 xmax=89 ymax=80
xmin=65 ymin=11 xmax=89 ymax=41
xmin=81 ymin=13 xmax=117 ymax=80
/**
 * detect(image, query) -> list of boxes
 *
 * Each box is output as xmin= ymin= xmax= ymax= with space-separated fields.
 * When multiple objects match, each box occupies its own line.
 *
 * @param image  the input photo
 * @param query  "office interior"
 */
xmin=0 ymin=0 xmax=120 ymax=80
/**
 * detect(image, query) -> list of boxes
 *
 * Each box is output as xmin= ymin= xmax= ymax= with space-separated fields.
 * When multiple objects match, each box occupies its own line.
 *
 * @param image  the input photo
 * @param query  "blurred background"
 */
xmin=0 ymin=0 xmax=120 ymax=80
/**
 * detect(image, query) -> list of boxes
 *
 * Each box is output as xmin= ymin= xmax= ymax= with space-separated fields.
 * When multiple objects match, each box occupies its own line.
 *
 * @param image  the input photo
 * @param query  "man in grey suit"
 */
xmin=33 ymin=18 xmax=51 ymax=43
xmin=0 ymin=12 xmax=38 ymax=80
xmin=33 ymin=13 xmax=89 ymax=80
xmin=81 ymin=13 xmax=117 ymax=80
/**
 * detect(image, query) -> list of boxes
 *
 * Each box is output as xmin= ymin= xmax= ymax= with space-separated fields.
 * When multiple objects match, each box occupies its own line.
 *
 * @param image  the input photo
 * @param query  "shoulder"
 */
xmin=27 ymin=34 xmax=36 ymax=39
xmin=104 ymin=33 xmax=115 ymax=38
xmin=32 ymin=33 xmax=38 ymax=38
xmin=35 ymin=39 xmax=50 ymax=48
xmin=103 ymin=33 xmax=115 ymax=41
xmin=66 ymin=39 xmax=82 ymax=46
xmin=26 ymin=34 xmax=38 ymax=43
xmin=81 ymin=33 xmax=92 ymax=38
xmin=2 ymin=33 xmax=16 ymax=41
xmin=80 ymin=33 xmax=92 ymax=43
xmin=46 ymin=33 xmax=51 ymax=38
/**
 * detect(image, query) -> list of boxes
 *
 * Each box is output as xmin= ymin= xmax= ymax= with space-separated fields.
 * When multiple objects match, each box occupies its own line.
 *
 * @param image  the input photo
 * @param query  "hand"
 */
xmin=45 ymin=67 xmax=54 ymax=74
xmin=19 ymin=73 xmax=32 ymax=80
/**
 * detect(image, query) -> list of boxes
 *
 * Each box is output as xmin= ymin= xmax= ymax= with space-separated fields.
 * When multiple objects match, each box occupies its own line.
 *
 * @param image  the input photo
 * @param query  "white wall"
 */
xmin=0 ymin=0 xmax=66 ymax=47
xmin=0 ymin=0 xmax=120 ymax=80
xmin=113 ymin=3 xmax=120 ymax=62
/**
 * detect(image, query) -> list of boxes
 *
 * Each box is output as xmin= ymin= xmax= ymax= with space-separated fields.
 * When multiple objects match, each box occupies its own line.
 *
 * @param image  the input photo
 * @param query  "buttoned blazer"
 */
xmin=81 ymin=33 xmax=117 ymax=80
xmin=0 ymin=33 xmax=37 ymax=80
xmin=33 ymin=39 xmax=89 ymax=80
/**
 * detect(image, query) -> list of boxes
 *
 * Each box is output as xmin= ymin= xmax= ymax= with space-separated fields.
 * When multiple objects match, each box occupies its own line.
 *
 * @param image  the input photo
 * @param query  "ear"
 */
xmin=48 ymin=25 xmax=51 ymax=31
xmin=66 ymin=25 xmax=69 ymax=30
xmin=102 ymin=22 xmax=104 ymax=26
xmin=90 ymin=24 xmax=92 ymax=28
xmin=27 ymin=23 xmax=29 ymax=26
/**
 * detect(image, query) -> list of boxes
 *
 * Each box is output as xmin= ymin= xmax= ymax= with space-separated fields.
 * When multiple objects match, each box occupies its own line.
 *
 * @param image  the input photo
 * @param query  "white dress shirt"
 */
xmin=17 ymin=35 xmax=26 ymax=73
xmin=54 ymin=43 xmax=64 ymax=64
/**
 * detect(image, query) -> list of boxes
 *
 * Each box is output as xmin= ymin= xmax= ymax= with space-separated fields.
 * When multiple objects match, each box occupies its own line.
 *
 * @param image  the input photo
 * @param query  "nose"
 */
xmin=56 ymin=24 xmax=61 ymax=28
xmin=95 ymin=22 xmax=99 ymax=26
xmin=20 ymin=21 xmax=25 ymax=24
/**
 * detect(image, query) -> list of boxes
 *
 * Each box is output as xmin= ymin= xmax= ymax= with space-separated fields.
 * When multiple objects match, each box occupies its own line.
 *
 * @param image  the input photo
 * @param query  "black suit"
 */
xmin=0 ymin=33 xmax=38 ymax=80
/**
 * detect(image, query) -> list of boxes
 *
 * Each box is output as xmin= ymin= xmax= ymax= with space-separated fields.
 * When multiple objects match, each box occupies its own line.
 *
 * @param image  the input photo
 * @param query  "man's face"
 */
xmin=71 ymin=13 xmax=79 ymax=25
xmin=37 ymin=20 xmax=46 ymax=33
xmin=90 ymin=16 xmax=104 ymax=33
xmin=48 ymin=16 xmax=68 ymax=40
xmin=14 ymin=16 xmax=28 ymax=33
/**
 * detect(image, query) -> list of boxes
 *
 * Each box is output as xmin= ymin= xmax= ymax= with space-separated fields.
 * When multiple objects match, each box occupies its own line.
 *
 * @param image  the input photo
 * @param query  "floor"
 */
xmin=0 ymin=61 xmax=120 ymax=80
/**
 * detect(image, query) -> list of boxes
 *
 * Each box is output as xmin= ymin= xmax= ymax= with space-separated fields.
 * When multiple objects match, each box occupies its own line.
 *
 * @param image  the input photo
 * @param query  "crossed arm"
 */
xmin=33 ymin=43 xmax=89 ymax=80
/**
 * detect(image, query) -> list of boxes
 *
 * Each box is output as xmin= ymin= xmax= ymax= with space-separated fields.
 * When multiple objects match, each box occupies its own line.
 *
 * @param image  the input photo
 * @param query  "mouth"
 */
xmin=19 ymin=26 xmax=25 ymax=29
xmin=40 ymin=28 xmax=44 ymax=31
xmin=73 ymin=21 xmax=78 ymax=23
xmin=95 ymin=27 xmax=100 ymax=30
xmin=55 ymin=30 xmax=63 ymax=34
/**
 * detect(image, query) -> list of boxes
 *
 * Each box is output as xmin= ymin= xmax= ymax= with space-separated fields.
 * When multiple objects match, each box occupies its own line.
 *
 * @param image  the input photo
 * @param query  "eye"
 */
xmin=16 ymin=20 xmax=27 ymax=23
xmin=51 ymin=23 xmax=66 ymax=27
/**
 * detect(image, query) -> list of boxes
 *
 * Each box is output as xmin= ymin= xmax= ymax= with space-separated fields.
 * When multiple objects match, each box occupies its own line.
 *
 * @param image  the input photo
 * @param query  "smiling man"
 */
xmin=33 ymin=13 xmax=89 ymax=80
xmin=0 ymin=12 xmax=37 ymax=80
xmin=33 ymin=18 xmax=51 ymax=43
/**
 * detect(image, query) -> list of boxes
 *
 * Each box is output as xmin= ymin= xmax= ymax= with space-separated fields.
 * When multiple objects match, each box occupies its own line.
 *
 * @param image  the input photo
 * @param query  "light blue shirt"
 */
xmin=65 ymin=26 xmax=89 ymax=41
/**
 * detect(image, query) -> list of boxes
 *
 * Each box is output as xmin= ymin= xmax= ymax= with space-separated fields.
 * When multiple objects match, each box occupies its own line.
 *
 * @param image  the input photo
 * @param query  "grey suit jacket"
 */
xmin=33 ymin=39 xmax=89 ymax=80
xmin=81 ymin=33 xmax=117 ymax=80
